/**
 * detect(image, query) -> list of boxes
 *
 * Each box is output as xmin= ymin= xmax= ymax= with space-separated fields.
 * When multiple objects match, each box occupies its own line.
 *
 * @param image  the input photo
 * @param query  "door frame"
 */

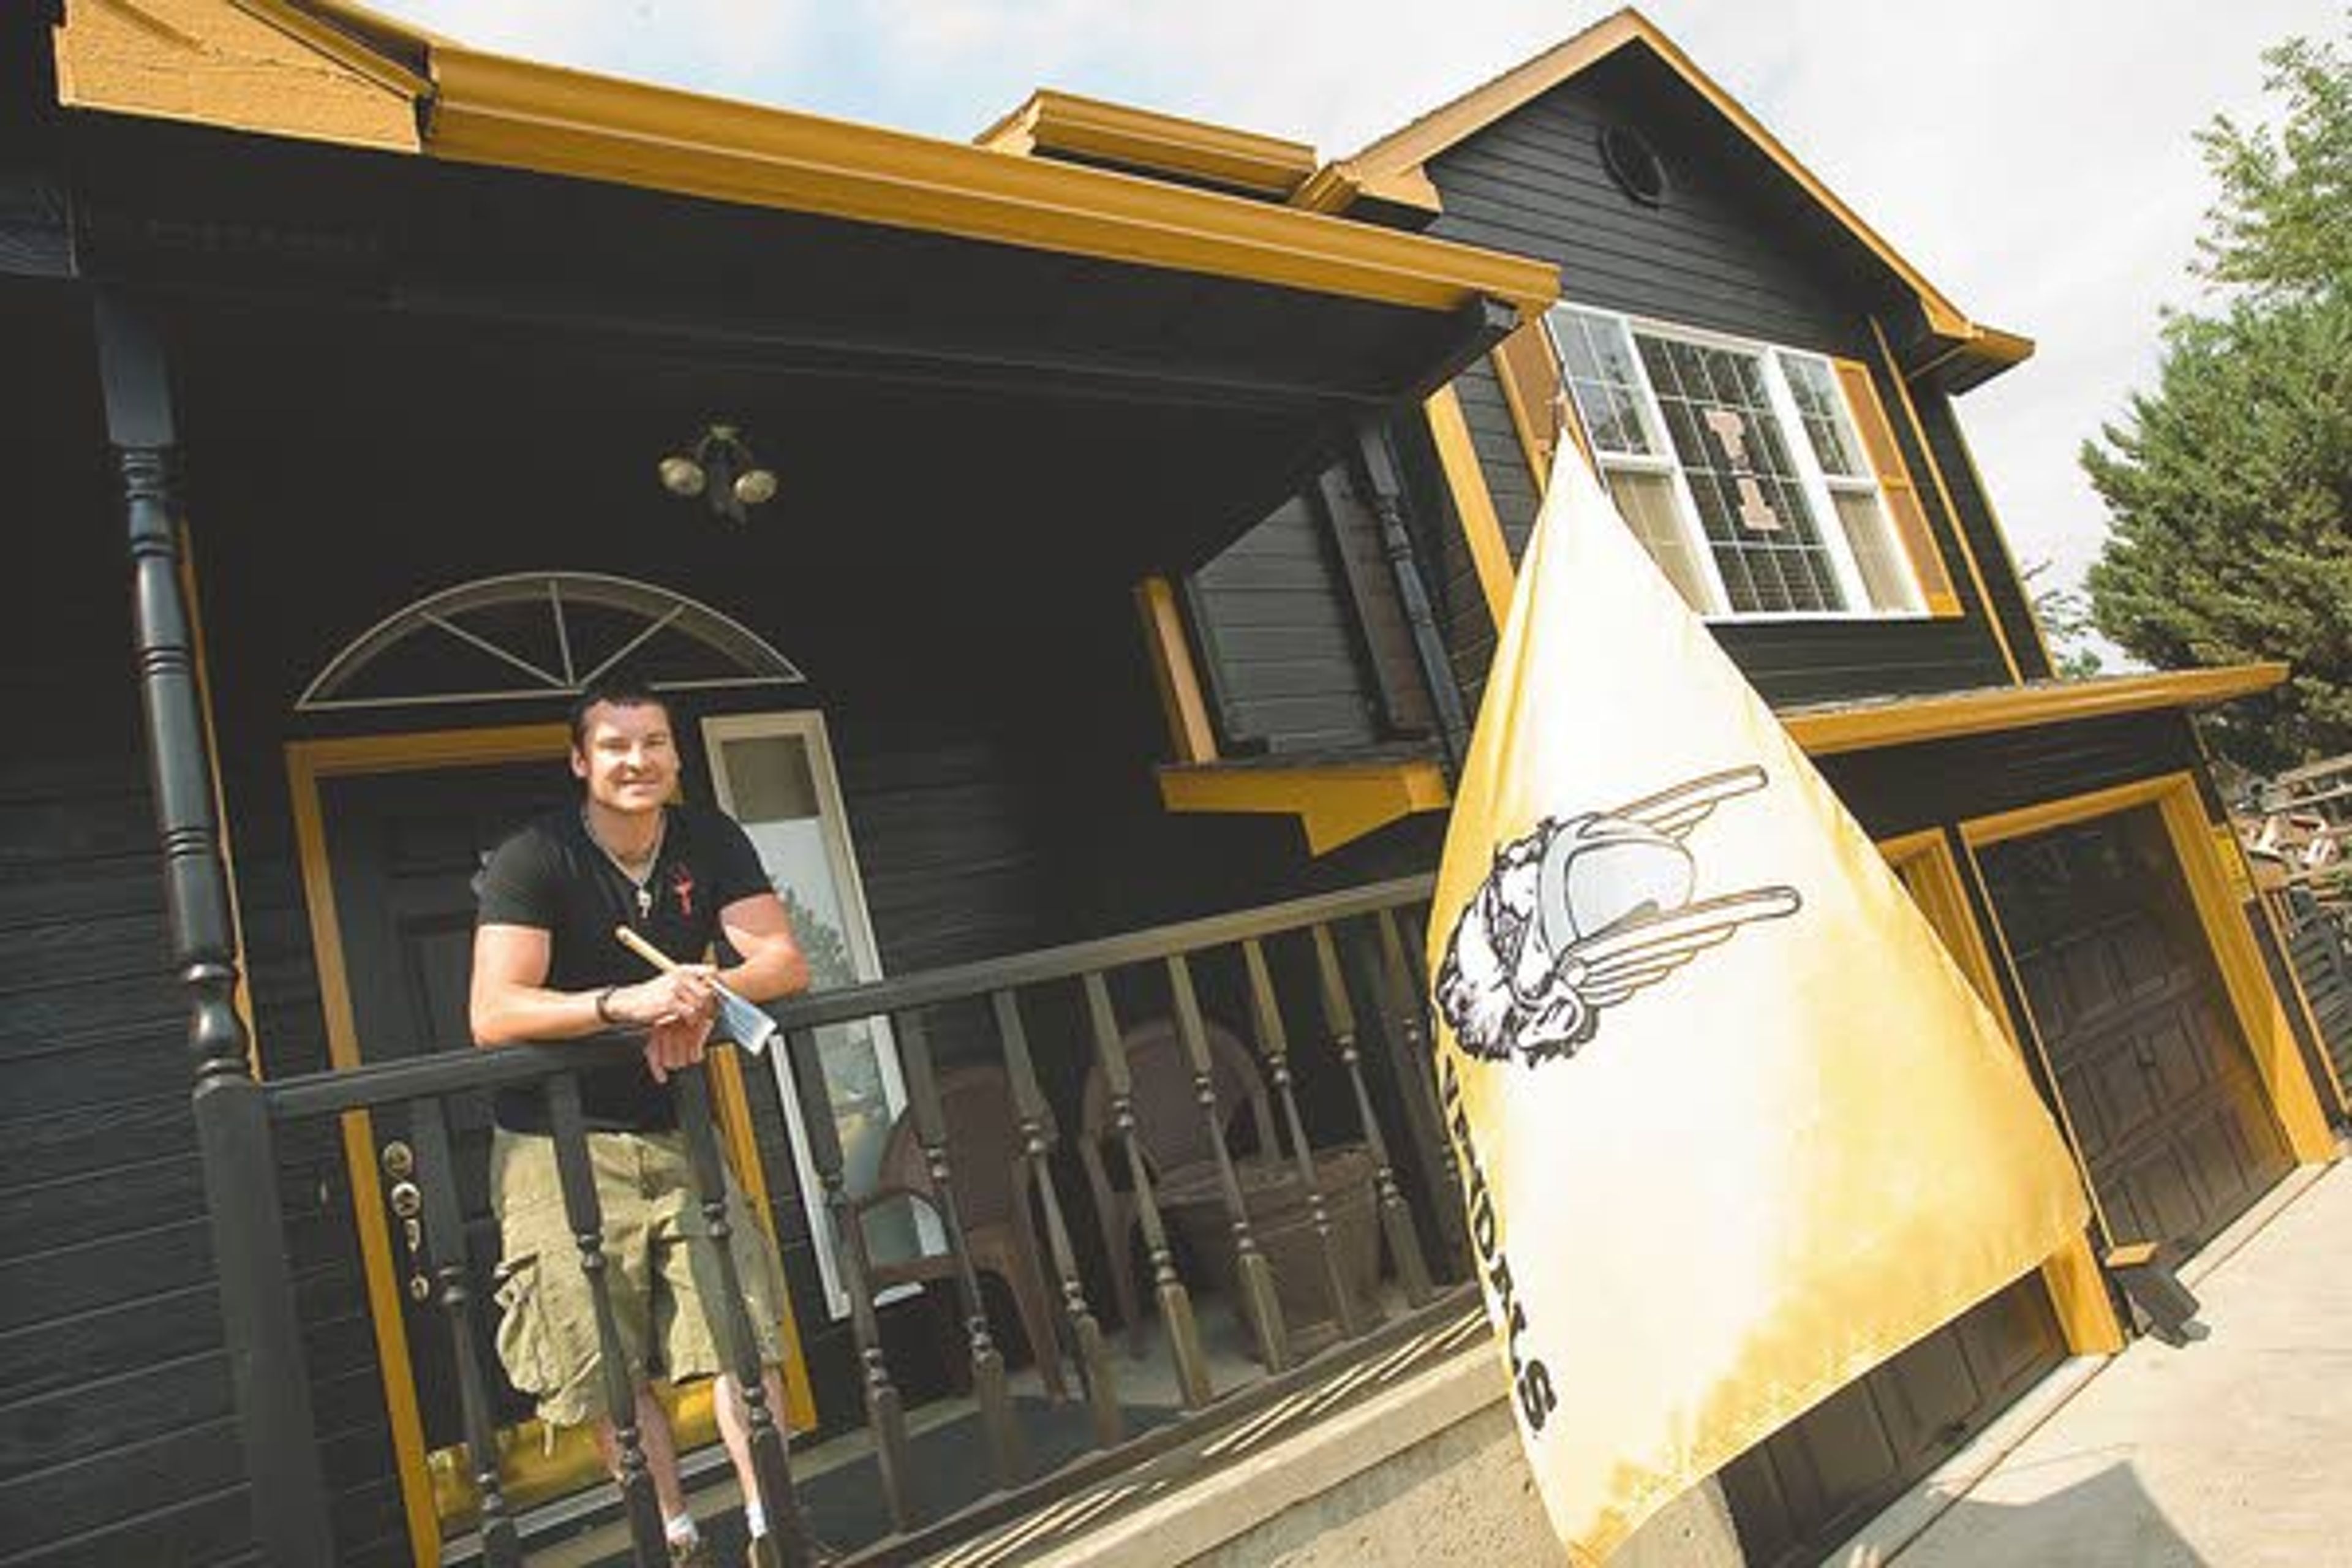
xmin=1876 ymin=827 xmax=2124 ymax=1355
xmin=1955 ymin=773 xmax=2337 ymax=1227
xmin=286 ymin=723 xmax=816 ymax=1567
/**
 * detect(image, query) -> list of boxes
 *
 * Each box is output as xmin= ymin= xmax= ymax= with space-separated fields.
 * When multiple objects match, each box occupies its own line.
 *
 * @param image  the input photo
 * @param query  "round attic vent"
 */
xmin=1598 ymin=123 xmax=1667 ymax=206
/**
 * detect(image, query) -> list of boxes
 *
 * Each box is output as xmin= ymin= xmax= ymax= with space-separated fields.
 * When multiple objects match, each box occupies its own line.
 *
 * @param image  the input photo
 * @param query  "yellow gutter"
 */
xmin=1782 ymin=663 xmax=2288 ymax=757
xmin=423 ymin=47 xmax=1558 ymax=319
xmin=978 ymin=88 xmax=1319 ymax=200
xmin=1158 ymin=758 xmax=1451 ymax=854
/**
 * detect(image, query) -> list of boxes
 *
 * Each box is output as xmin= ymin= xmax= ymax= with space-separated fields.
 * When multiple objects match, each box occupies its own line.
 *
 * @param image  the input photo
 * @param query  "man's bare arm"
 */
xmin=470 ymin=922 xmax=714 ymax=1046
xmin=714 ymin=891 xmax=810 ymax=1005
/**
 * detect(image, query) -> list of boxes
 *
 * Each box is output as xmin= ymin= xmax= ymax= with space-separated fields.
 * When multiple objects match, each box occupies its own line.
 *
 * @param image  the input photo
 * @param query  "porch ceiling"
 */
xmin=70 ymin=110 xmax=1515 ymax=579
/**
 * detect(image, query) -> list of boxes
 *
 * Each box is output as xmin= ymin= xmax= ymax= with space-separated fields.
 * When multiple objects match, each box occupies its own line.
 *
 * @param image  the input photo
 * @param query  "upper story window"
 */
xmin=1549 ymin=306 xmax=1932 ymax=620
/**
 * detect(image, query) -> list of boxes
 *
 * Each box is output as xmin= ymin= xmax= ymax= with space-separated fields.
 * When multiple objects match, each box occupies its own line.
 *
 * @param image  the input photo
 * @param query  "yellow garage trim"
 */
xmin=1877 ymin=829 xmax=2125 ymax=1355
xmin=1961 ymin=772 xmax=2338 ymax=1168
xmin=1158 ymin=758 xmax=1450 ymax=855
xmin=977 ymin=88 xmax=1318 ymax=200
xmin=1782 ymin=663 xmax=2287 ymax=758
xmin=423 ymin=47 xmax=1558 ymax=319
xmin=1423 ymin=385 xmax=1518 ymax=630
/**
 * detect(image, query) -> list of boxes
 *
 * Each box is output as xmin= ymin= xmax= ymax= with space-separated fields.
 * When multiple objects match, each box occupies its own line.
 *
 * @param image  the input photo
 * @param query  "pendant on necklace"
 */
xmin=635 ymin=884 xmax=653 ymax=922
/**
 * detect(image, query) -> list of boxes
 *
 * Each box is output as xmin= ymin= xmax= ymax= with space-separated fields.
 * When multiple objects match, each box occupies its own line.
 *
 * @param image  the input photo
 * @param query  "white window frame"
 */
xmin=1545 ymin=303 xmax=1927 ymax=623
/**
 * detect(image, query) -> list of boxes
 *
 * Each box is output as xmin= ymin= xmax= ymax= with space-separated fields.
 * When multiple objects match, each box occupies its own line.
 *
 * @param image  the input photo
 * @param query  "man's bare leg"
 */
xmin=593 ymin=1385 xmax=690 ymax=1521
xmin=714 ymin=1366 xmax=794 ymax=1504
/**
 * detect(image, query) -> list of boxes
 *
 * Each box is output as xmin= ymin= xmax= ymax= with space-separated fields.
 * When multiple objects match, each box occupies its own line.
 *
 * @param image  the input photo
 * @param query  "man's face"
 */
xmin=571 ymin=699 xmax=680 ymax=815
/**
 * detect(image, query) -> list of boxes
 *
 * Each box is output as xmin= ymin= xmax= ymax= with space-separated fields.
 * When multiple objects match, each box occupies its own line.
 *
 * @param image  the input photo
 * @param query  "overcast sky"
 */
xmin=369 ymin=0 xmax=2339 ymax=644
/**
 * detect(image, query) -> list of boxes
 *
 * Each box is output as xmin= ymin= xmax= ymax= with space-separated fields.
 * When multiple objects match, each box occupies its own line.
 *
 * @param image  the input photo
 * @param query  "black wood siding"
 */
xmin=1418 ymin=47 xmax=2022 ymax=705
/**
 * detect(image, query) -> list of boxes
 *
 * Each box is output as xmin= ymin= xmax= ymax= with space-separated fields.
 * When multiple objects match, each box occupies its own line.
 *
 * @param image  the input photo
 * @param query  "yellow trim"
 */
xmin=1488 ymin=319 xmax=1567 ymax=496
xmin=1423 ymin=385 xmax=1518 ymax=630
xmin=1343 ymin=8 xmax=1999 ymax=346
xmin=1871 ymin=318 xmax=2022 ymax=680
xmin=1136 ymin=576 xmax=1219 ymax=765
xmin=1781 ymin=663 xmax=2288 ymax=758
xmin=1289 ymin=159 xmax=1446 ymax=218
xmin=1934 ymin=375 xmax=2062 ymax=679
xmin=285 ymin=724 xmax=816 ymax=1549
xmin=1156 ymin=758 xmax=1450 ymax=855
xmin=424 ymin=47 xmax=1557 ymax=320
xmin=1831 ymin=352 xmax=1962 ymax=620
xmin=976 ymin=88 xmax=1317 ymax=199
xmin=52 ymin=0 xmax=424 ymax=154
xmin=1877 ymin=829 xmax=2125 ymax=1354
xmin=1961 ymin=773 xmax=2337 ymax=1167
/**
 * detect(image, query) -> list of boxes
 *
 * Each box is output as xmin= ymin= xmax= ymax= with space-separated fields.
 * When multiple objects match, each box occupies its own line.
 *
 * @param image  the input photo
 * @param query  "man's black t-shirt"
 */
xmin=476 ymin=804 xmax=773 ymax=1133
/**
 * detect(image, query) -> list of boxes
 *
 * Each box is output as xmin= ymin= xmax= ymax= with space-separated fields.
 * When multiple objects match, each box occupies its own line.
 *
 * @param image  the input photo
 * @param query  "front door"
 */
xmin=288 ymin=725 xmax=815 ymax=1563
xmin=1980 ymin=806 xmax=2294 ymax=1254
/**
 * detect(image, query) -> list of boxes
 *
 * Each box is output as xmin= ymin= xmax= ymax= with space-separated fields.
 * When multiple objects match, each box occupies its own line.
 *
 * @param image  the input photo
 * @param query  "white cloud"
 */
xmin=369 ymin=0 xmax=2341 ymax=613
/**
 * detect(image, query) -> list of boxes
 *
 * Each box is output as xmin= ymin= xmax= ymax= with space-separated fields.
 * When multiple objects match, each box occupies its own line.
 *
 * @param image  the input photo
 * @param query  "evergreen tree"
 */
xmin=2082 ymin=22 xmax=2352 ymax=772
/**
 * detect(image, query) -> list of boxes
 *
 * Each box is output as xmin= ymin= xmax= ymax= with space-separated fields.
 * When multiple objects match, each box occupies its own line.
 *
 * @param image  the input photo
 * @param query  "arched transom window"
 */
xmin=297 ymin=571 xmax=804 ymax=713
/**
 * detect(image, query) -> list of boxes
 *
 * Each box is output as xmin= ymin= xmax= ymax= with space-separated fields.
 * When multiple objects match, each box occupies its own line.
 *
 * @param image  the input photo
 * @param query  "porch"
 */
xmin=210 ymin=871 xmax=1480 ymax=1567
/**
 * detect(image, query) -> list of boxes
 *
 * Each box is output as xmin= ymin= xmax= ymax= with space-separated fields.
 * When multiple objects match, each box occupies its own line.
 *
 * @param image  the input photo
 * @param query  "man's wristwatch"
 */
xmin=595 ymin=985 xmax=622 ymax=1025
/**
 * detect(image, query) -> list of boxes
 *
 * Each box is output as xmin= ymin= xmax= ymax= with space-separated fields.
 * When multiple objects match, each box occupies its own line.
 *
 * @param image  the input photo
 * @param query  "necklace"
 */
xmin=583 ymin=805 xmax=666 ymax=922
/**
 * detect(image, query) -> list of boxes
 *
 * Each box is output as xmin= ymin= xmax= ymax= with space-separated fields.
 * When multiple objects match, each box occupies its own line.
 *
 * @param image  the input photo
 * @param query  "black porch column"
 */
xmin=94 ymin=293 xmax=337 ymax=1567
xmin=1352 ymin=416 xmax=1472 ymax=776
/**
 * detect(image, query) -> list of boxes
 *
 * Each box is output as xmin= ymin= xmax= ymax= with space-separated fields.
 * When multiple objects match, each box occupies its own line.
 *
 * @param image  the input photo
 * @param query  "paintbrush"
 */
xmin=612 ymin=924 xmax=781 ymax=1057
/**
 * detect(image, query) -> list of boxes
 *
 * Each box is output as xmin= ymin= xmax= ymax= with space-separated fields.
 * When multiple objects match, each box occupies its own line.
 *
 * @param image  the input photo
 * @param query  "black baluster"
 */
xmin=408 ymin=1099 xmax=522 ymax=1567
xmin=895 ymin=1011 xmax=1027 ymax=1485
xmin=1244 ymin=940 xmax=1368 ymax=1341
xmin=991 ymin=990 xmax=1121 ymax=1447
xmin=1370 ymin=908 xmax=1470 ymax=1273
xmin=1312 ymin=922 xmax=1435 ymax=1306
xmin=103 ymin=292 xmax=336 ymax=1568
xmin=673 ymin=1066 xmax=811 ymax=1568
xmin=1165 ymin=955 xmax=1290 ymax=1372
xmin=788 ymin=1027 xmax=916 ymax=1531
xmin=545 ymin=1073 xmax=669 ymax=1566
xmin=1081 ymin=973 xmax=1213 ymax=1408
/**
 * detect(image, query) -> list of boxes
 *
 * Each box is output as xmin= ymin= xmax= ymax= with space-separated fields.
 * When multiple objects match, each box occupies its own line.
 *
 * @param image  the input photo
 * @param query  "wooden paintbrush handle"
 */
xmin=614 ymin=924 xmax=679 ymax=973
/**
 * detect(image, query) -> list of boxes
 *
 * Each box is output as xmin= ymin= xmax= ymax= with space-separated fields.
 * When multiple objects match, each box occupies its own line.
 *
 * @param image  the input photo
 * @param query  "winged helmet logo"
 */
xmin=1436 ymin=766 xmax=1801 ymax=1066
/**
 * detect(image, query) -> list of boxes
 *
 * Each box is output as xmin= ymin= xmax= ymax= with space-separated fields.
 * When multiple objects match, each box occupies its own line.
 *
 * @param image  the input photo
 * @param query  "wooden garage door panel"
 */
xmin=1983 ymin=808 xmax=2292 ymax=1256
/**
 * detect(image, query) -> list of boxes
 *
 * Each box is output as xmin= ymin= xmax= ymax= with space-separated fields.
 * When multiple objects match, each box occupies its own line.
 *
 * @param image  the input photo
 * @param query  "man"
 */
xmin=470 ymin=676 xmax=824 ymax=1566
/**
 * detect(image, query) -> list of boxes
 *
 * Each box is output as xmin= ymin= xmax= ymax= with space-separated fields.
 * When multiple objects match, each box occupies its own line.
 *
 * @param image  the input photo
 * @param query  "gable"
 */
xmin=53 ymin=0 xmax=423 ymax=153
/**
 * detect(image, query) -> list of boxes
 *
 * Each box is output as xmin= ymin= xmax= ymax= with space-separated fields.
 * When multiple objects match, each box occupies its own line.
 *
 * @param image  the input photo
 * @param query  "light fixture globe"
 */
xmin=732 ymin=467 xmax=778 ymax=507
xmin=658 ymin=454 xmax=707 ymax=498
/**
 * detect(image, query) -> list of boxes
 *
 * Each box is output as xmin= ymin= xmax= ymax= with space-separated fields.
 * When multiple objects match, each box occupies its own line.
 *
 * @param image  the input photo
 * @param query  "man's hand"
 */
xmin=642 ymin=1008 xmax=715 ymax=1084
xmin=606 ymin=965 xmax=719 ymax=1029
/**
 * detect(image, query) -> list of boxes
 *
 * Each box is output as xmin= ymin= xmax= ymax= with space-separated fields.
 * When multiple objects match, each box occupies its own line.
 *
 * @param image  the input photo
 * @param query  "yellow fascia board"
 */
xmin=1784 ymin=663 xmax=2288 ymax=758
xmin=1158 ymin=759 xmax=1451 ymax=855
xmin=979 ymin=88 xmax=1318 ymax=200
xmin=424 ymin=47 xmax=1558 ymax=320
xmin=1343 ymin=7 xmax=1991 ymax=341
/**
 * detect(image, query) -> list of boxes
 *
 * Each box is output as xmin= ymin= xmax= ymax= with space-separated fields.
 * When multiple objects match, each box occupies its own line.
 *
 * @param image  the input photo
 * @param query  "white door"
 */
xmin=703 ymin=711 xmax=933 ymax=1316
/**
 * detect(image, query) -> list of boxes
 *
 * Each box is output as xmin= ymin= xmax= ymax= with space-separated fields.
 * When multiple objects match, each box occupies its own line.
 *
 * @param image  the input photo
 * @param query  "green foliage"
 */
xmin=2021 ymin=558 xmax=2105 ymax=680
xmin=2082 ymin=17 xmax=2352 ymax=773
xmin=2194 ymin=29 xmax=2352 ymax=298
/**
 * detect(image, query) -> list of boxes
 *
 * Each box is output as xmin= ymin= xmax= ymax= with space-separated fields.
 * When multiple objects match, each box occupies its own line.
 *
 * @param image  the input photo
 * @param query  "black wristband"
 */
xmin=594 ymin=984 xmax=622 ymax=1025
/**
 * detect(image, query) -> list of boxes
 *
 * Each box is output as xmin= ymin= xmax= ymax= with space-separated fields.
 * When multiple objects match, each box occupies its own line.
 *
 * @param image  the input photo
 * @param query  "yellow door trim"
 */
xmin=285 ymin=723 xmax=814 ymax=1561
xmin=1959 ymin=772 xmax=2337 ymax=1168
xmin=1877 ymin=829 xmax=2124 ymax=1354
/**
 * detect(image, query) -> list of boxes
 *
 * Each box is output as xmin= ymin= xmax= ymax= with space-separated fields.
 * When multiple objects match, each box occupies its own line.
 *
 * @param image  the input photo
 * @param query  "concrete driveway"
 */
xmin=1850 ymin=1157 xmax=2352 ymax=1568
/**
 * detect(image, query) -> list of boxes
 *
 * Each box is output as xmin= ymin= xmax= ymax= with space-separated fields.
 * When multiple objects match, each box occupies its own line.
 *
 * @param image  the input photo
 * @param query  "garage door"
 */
xmin=1980 ymin=805 xmax=2293 ymax=1254
xmin=1720 ymin=1272 xmax=2064 ymax=1568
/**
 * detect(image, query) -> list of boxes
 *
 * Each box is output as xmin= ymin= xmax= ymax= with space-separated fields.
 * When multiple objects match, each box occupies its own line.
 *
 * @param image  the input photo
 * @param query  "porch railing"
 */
xmin=217 ymin=875 xmax=1469 ymax=1567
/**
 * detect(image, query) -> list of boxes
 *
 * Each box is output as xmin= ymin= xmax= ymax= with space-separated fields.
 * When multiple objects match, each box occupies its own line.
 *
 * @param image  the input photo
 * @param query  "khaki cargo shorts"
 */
xmin=489 ymin=1128 xmax=789 ymax=1430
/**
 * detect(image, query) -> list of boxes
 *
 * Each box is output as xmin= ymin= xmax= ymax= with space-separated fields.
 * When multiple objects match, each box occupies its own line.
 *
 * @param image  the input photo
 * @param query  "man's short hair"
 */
xmin=567 ymin=675 xmax=675 ymax=750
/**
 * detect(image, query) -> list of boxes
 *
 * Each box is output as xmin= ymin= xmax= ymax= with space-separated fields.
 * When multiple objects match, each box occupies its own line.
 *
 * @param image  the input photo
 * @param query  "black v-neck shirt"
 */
xmin=476 ymin=804 xmax=772 ymax=1133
